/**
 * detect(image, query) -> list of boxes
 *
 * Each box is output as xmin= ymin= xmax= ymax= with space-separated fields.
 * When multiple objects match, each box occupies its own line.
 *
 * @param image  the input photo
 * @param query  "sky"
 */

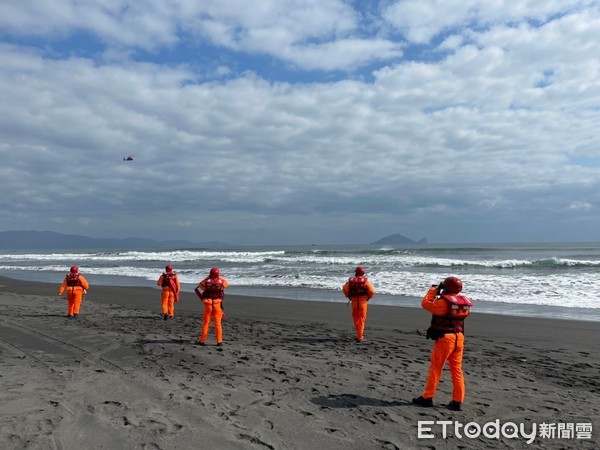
xmin=1 ymin=0 xmax=599 ymax=246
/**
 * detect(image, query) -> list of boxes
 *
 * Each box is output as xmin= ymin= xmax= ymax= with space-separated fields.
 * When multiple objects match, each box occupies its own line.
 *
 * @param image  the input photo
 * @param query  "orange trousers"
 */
xmin=422 ymin=332 xmax=465 ymax=402
xmin=199 ymin=301 xmax=223 ymax=344
xmin=351 ymin=298 xmax=368 ymax=340
xmin=66 ymin=288 xmax=84 ymax=316
xmin=161 ymin=288 xmax=176 ymax=317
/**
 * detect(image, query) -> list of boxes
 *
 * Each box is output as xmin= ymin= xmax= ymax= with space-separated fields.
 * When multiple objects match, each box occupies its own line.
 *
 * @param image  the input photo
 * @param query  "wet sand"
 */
xmin=0 ymin=276 xmax=598 ymax=449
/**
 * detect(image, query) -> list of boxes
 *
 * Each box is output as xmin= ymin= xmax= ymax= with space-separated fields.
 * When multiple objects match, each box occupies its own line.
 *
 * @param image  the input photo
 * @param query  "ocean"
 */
xmin=1 ymin=242 xmax=599 ymax=322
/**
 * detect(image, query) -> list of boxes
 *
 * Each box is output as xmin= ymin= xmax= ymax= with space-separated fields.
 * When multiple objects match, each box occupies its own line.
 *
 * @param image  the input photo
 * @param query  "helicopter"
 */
xmin=123 ymin=155 xmax=134 ymax=161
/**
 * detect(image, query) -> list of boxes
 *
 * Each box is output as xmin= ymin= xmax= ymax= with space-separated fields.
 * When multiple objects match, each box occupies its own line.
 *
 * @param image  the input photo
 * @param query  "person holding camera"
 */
xmin=412 ymin=276 xmax=472 ymax=411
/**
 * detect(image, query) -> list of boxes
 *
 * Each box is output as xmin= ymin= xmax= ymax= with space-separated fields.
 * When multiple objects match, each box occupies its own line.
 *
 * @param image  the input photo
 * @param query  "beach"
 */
xmin=0 ymin=275 xmax=598 ymax=449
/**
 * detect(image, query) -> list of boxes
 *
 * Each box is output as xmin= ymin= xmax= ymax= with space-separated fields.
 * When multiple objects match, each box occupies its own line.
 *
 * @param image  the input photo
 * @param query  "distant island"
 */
xmin=0 ymin=230 xmax=230 ymax=250
xmin=370 ymin=233 xmax=428 ymax=245
xmin=0 ymin=230 xmax=429 ymax=249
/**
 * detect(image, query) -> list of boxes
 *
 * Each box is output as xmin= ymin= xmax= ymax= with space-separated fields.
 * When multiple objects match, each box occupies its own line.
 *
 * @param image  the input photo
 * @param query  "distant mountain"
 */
xmin=370 ymin=233 xmax=428 ymax=245
xmin=0 ymin=230 xmax=231 ymax=250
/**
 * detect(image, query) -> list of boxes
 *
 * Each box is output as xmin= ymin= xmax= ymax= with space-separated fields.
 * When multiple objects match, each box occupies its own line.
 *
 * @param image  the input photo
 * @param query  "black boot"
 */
xmin=412 ymin=396 xmax=433 ymax=407
xmin=447 ymin=400 xmax=462 ymax=411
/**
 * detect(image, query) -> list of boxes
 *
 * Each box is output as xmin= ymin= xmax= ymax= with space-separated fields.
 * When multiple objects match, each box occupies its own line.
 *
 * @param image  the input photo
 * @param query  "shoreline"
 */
xmin=1 ymin=275 xmax=599 ymax=449
xmin=2 ymin=275 xmax=600 ymax=340
xmin=3 ymin=270 xmax=599 ymax=323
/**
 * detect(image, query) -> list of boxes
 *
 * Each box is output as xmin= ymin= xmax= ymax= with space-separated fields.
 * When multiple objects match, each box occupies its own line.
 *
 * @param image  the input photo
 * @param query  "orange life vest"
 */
xmin=348 ymin=276 xmax=369 ymax=297
xmin=202 ymin=277 xmax=225 ymax=300
xmin=66 ymin=273 xmax=81 ymax=287
xmin=161 ymin=272 xmax=177 ymax=287
xmin=430 ymin=294 xmax=472 ymax=333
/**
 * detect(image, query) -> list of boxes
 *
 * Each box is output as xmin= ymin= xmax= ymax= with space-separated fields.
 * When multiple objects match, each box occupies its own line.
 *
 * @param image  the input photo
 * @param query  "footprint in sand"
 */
xmin=140 ymin=443 xmax=160 ymax=450
xmin=325 ymin=428 xmax=347 ymax=437
xmin=375 ymin=439 xmax=400 ymax=450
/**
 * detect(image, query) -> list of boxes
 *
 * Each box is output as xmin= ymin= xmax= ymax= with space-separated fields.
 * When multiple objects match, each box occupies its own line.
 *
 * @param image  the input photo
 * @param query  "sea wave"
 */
xmin=2 ymin=244 xmax=600 ymax=315
xmin=2 ymin=249 xmax=599 ymax=270
xmin=4 ymin=263 xmax=599 ymax=310
xmin=0 ymin=250 xmax=286 ymax=263
xmin=411 ymin=257 xmax=600 ymax=269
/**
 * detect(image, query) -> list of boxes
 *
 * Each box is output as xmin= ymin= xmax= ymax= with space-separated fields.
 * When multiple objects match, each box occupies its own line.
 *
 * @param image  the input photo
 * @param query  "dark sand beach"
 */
xmin=0 ymin=275 xmax=598 ymax=449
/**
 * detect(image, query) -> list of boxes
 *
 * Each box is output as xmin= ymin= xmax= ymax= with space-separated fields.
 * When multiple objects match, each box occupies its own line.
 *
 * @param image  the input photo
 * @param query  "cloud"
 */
xmin=0 ymin=0 xmax=401 ymax=71
xmin=382 ymin=0 xmax=589 ymax=44
xmin=0 ymin=1 xmax=599 ymax=244
xmin=0 ymin=0 xmax=183 ymax=49
xmin=189 ymin=1 xmax=403 ymax=71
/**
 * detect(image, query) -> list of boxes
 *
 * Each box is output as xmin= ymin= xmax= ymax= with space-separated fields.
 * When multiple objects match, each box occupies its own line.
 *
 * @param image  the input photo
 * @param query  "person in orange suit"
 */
xmin=196 ymin=267 xmax=229 ymax=347
xmin=156 ymin=265 xmax=180 ymax=320
xmin=342 ymin=266 xmax=376 ymax=343
xmin=413 ymin=276 xmax=473 ymax=411
xmin=58 ymin=266 xmax=90 ymax=318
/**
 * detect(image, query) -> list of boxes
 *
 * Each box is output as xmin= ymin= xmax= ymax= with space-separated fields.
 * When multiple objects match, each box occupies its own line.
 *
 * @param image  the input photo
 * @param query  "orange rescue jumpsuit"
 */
xmin=421 ymin=286 xmax=467 ymax=403
xmin=58 ymin=274 xmax=90 ymax=317
xmin=342 ymin=277 xmax=376 ymax=341
xmin=198 ymin=276 xmax=229 ymax=344
xmin=157 ymin=272 xmax=180 ymax=318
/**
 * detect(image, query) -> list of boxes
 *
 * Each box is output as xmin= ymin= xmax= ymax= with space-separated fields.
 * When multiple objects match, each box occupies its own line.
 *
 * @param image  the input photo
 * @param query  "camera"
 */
xmin=436 ymin=282 xmax=444 ymax=294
